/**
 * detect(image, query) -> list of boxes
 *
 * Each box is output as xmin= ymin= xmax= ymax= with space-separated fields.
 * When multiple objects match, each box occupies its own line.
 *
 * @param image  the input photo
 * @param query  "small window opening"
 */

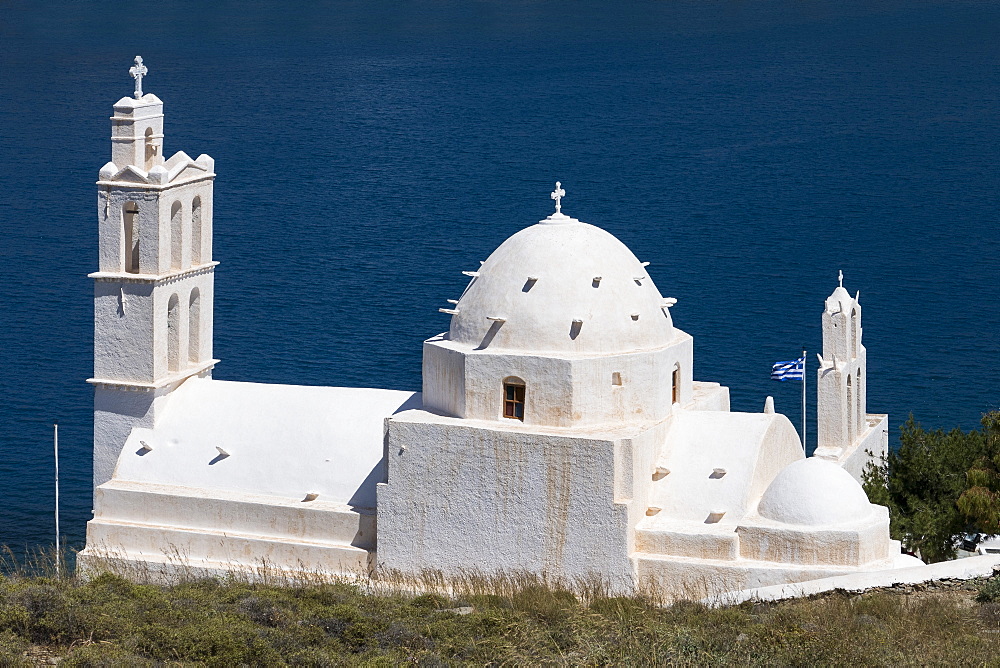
xmin=612 ymin=372 xmax=622 ymax=386
xmin=503 ymin=379 xmax=525 ymax=421
xmin=672 ymin=366 xmax=681 ymax=404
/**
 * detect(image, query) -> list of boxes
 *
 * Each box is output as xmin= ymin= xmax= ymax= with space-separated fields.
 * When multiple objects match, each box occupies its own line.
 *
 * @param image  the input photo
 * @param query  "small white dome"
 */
xmin=448 ymin=214 xmax=675 ymax=355
xmin=757 ymin=457 xmax=874 ymax=526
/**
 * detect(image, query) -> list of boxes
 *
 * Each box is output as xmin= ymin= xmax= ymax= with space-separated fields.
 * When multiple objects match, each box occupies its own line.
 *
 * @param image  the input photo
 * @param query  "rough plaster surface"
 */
xmin=378 ymin=410 xmax=639 ymax=590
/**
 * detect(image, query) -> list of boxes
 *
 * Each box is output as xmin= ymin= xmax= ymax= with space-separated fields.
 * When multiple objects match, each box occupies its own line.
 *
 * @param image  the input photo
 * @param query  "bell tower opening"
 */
xmin=672 ymin=364 xmax=681 ymax=404
xmin=170 ymin=201 xmax=183 ymax=270
xmin=189 ymin=288 xmax=200 ymax=363
xmin=122 ymin=202 xmax=140 ymax=273
xmin=846 ymin=375 xmax=854 ymax=443
xmin=851 ymin=308 xmax=858 ymax=357
xmin=144 ymin=127 xmax=156 ymax=170
xmin=191 ymin=196 xmax=202 ymax=265
xmin=167 ymin=293 xmax=180 ymax=372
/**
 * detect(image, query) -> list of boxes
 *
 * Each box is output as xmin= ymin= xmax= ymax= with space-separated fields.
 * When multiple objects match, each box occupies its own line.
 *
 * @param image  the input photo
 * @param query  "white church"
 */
xmin=78 ymin=59 xmax=919 ymax=598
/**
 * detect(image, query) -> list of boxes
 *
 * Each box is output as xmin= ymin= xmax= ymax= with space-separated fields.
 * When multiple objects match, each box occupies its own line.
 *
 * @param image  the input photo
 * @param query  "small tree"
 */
xmin=957 ymin=412 xmax=1000 ymax=534
xmin=862 ymin=415 xmax=994 ymax=563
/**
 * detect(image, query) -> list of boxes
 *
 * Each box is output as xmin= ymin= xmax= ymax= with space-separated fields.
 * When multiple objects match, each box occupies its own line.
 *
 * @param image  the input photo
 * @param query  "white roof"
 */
xmin=447 ymin=213 xmax=676 ymax=355
xmin=111 ymin=378 xmax=420 ymax=510
xmin=645 ymin=410 xmax=803 ymax=525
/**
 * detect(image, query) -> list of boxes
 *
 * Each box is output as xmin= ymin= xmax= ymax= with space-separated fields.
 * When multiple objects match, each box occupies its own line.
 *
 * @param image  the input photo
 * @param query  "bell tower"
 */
xmin=815 ymin=272 xmax=887 ymax=481
xmin=89 ymin=57 xmax=219 ymax=490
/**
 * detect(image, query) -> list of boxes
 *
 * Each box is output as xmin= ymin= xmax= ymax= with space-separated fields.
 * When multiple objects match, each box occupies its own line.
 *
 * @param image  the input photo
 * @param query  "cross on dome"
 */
xmin=129 ymin=56 xmax=148 ymax=99
xmin=551 ymin=181 xmax=566 ymax=214
xmin=838 ymin=270 xmax=844 ymax=288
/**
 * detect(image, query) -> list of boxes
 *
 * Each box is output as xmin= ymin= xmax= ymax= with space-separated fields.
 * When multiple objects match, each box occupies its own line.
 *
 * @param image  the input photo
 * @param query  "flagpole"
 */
xmin=54 ymin=423 xmax=60 ymax=576
xmin=801 ymin=349 xmax=807 ymax=453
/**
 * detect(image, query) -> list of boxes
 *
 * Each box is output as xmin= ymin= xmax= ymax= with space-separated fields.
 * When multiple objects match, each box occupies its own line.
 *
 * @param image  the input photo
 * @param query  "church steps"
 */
xmin=89 ymin=480 xmax=375 ymax=553
xmin=80 ymin=522 xmax=372 ymax=578
xmin=635 ymin=523 xmax=740 ymax=560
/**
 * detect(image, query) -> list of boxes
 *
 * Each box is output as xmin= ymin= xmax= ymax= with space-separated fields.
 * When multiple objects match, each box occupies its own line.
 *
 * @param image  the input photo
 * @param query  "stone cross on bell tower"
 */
xmin=129 ymin=56 xmax=148 ymax=99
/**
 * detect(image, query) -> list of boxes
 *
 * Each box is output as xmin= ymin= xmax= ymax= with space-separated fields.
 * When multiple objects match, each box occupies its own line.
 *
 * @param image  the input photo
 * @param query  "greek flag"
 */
xmin=771 ymin=356 xmax=805 ymax=381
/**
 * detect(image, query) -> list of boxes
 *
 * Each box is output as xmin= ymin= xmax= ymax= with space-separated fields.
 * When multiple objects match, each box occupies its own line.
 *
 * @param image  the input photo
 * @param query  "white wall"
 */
xmin=378 ymin=411 xmax=639 ymax=590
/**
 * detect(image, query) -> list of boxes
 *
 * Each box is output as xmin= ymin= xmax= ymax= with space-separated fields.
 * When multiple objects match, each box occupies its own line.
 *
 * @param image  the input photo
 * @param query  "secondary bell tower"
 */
xmin=89 ymin=57 xmax=219 ymax=490
xmin=814 ymin=271 xmax=888 ymax=481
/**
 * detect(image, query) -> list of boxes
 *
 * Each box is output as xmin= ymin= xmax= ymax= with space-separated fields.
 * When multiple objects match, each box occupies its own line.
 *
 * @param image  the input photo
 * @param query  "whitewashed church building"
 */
xmin=78 ymin=60 xmax=917 ymax=597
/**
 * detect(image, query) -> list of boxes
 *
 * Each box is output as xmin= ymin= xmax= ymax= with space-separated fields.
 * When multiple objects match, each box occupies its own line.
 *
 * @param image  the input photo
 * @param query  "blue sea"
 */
xmin=0 ymin=0 xmax=998 ymax=557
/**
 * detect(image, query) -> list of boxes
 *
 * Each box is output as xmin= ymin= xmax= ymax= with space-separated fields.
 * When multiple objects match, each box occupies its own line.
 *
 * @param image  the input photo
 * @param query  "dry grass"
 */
xmin=0 ymin=551 xmax=997 ymax=666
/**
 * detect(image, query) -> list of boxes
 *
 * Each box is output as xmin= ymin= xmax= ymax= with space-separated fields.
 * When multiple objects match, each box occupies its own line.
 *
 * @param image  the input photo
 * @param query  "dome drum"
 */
xmin=422 ymin=333 xmax=693 ymax=428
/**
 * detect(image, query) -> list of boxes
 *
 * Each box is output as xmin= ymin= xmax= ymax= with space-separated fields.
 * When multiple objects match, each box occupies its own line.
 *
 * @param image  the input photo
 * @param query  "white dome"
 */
xmin=757 ymin=457 xmax=874 ymax=526
xmin=448 ymin=214 xmax=675 ymax=355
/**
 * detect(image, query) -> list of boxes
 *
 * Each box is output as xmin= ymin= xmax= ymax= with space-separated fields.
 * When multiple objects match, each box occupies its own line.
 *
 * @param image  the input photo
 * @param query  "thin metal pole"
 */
xmin=801 ymin=349 xmax=807 ymax=453
xmin=54 ymin=423 xmax=60 ymax=576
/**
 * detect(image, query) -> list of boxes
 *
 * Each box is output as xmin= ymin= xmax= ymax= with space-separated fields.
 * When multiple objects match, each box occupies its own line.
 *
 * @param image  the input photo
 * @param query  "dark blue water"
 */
xmin=1 ymin=0 xmax=998 ymax=556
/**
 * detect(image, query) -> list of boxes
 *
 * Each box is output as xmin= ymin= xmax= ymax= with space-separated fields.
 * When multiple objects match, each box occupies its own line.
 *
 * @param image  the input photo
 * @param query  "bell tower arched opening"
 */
xmin=851 ymin=308 xmax=858 ymax=357
xmin=170 ymin=201 xmax=183 ymax=270
xmin=167 ymin=293 xmax=180 ymax=372
xmin=846 ymin=375 xmax=854 ymax=443
xmin=122 ymin=202 xmax=140 ymax=273
xmin=189 ymin=288 xmax=200 ymax=363
xmin=191 ymin=196 xmax=202 ymax=265
xmin=144 ymin=127 xmax=156 ymax=170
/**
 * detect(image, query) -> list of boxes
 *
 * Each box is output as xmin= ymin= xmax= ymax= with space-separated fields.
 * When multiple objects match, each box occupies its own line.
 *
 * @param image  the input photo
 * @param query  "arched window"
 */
xmin=503 ymin=377 xmax=525 ymax=421
xmin=189 ymin=288 xmax=200 ymax=363
xmin=846 ymin=375 xmax=854 ymax=443
xmin=144 ymin=127 xmax=156 ymax=170
xmin=191 ymin=196 xmax=202 ymax=265
xmin=851 ymin=309 xmax=858 ymax=358
xmin=167 ymin=293 xmax=180 ymax=373
xmin=170 ymin=201 xmax=183 ymax=270
xmin=672 ymin=364 xmax=681 ymax=404
xmin=123 ymin=201 xmax=140 ymax=273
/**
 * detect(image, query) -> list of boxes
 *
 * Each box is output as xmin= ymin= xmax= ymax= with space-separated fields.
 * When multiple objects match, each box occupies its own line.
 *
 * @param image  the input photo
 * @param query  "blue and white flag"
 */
xmin=771 ymin=356 xmax=805 ymax=381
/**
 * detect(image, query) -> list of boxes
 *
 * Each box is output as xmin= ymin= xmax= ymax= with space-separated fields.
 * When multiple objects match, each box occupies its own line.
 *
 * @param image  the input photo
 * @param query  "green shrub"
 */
xmin=0 ymin=629 xmax=30 ymax=667
xmin=977 ymin=576 xmax=1000 ymax=603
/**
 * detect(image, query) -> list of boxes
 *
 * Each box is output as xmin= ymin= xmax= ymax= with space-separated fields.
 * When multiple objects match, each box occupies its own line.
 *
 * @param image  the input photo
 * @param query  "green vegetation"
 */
xmin=0 ymin=570 xmax=995 ymax=665
xmin=863 ymin=411 xmax=1000 ymax=562
xmin=958 ymin=411 xmax=1000 ymax=536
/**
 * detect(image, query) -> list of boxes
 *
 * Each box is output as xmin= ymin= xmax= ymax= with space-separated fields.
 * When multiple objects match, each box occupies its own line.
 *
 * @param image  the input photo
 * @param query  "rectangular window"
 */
xmin=503 ymin=383 xmax=525 ymax=420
